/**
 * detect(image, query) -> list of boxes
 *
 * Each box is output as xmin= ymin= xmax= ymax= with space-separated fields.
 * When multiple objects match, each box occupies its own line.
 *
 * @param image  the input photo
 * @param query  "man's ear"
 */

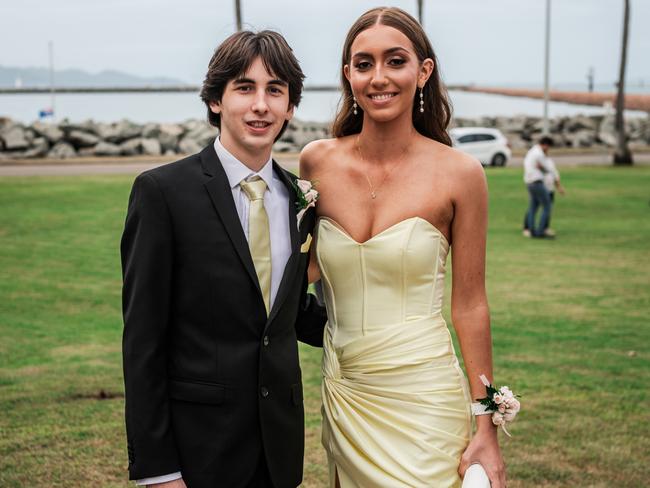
xmin=209 ymin=100 xmax=221 ymax=114
xmin=285 ymin=103 xmax=295 ymax=121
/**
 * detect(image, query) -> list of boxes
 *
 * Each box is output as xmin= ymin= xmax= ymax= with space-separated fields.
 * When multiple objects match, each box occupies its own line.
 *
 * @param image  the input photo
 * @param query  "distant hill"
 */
xmin=0 ymin=66 xmax=189 ymax=88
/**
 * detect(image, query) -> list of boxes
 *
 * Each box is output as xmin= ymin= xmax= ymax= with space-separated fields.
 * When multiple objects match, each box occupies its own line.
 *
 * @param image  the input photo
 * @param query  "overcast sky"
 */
xmin=2 ymin=0 xmax=648 ymax=87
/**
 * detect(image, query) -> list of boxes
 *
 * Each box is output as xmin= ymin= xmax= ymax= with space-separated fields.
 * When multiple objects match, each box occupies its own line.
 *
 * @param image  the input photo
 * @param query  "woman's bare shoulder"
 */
xmin=420 ymin=137 xmax=484 ymax=179
xmin=300 ymin=136 xmax=353 ymax=175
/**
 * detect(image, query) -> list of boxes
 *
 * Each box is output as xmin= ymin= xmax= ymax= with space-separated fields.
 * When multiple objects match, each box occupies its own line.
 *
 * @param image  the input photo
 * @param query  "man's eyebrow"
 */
xmin=232 ymin=77 xmax=255 ymax=85
xmin=268 ymin=79 xmax=288 ymax=87
xmin=232 ymin=77 xmax=288 ymax=87
xmin=352 ymin=47 xmax=410 ymax=58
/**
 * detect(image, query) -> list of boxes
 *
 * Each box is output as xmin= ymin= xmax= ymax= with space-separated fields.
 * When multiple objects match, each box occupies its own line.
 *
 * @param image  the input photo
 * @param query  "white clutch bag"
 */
xmin=461 ymin=464 xmax=491 ymax=488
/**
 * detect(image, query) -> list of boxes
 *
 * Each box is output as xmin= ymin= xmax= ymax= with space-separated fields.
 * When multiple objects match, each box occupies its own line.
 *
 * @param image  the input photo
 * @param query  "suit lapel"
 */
xmin=200 ymin=145 xmax=262 ymax=296
xmin=267 ymin=161 xmax=300 ymax=326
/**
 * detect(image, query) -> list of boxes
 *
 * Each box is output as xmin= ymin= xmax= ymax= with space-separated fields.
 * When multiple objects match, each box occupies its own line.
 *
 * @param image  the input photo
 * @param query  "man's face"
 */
xmin=209 ymin=56 xmax=294 ymax=163
xmin=541 ymin=143 xmax=550 ymax=154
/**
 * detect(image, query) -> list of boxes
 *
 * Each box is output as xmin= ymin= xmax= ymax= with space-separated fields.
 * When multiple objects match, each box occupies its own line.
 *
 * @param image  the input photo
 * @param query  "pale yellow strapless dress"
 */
xmin=316 ymin=216 xmax=472 ymax=488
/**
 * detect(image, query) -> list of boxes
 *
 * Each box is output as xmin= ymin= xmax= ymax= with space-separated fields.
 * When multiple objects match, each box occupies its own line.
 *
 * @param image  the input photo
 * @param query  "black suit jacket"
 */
xmin=121 ymin=144 xmax=326 ymax=488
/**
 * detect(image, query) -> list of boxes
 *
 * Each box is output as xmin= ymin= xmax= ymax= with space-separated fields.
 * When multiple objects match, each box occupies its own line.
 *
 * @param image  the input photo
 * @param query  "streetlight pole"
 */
xmin=48 ymin=40 xmax=56 ymax=121
xmin=542 ymin=0 xmax=551 ymax=135
xmin=235 ymin=0 xmax=242 ymax=31
xmin=417 ymin=0 xmax=423 ymax=25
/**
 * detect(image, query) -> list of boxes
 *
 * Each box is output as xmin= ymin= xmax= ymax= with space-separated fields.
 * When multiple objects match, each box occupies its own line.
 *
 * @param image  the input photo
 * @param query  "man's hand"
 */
xmin=149 ymin=479 xmax=187 ymax=488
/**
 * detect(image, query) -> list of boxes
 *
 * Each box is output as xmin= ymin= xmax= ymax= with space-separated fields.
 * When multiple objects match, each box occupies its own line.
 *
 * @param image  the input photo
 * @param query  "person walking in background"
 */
xmin=523 ymin=153 xmax=565 ymax=237
xmin=523 ymin=136 xmax=555 ymax=238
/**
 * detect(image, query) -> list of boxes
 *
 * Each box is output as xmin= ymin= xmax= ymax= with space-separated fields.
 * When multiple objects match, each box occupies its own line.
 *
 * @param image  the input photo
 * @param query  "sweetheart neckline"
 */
xmin=318 ymin=216 xmax=450 ymax=247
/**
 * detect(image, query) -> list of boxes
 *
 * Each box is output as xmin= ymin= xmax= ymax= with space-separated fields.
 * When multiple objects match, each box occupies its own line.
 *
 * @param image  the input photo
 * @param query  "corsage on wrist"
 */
xmin=471 ymin=374 xmax=521 ymax=436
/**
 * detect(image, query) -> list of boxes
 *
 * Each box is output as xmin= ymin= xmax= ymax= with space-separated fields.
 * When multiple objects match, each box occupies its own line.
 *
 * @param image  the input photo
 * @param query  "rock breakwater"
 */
xmin=0 ymin=114 xmax=648 ymax=159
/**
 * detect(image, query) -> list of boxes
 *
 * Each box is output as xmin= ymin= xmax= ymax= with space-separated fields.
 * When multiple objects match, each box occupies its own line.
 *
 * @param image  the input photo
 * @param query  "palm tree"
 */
xmin=614 ymin=0 xmax=633 ymax=165
xmin=234 ymin=0 xmax=243 ymax=31
xmin=417 ymin=0 xmax=424 ymax=24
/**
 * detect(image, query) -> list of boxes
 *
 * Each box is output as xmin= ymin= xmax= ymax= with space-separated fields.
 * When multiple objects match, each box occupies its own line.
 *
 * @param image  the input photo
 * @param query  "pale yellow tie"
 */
xmin=240 ymin=177 xmax=272 ymax=315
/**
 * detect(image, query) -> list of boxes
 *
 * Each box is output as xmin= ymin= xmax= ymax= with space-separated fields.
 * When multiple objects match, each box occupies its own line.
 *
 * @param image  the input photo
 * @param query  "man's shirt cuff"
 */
xmin=136 ymin=471 xmax=182 ymax=485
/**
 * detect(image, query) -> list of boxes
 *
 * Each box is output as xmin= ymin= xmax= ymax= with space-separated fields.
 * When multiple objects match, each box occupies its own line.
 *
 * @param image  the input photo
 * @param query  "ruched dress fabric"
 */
xmin=316 ymin=216 xmax=472 ymax=488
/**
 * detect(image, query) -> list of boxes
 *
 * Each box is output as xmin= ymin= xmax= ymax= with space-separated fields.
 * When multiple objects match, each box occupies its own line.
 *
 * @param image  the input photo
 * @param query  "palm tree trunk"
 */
xmin=614 ymin=0 xmax=633 ymax=165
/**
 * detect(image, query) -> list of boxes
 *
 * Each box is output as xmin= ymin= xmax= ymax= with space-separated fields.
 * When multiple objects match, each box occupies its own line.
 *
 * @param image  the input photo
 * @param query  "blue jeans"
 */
xmin=524 ymin=191 xmax=554 ymax=230
xmin=526 ymin=181 xmax=551 ymax=236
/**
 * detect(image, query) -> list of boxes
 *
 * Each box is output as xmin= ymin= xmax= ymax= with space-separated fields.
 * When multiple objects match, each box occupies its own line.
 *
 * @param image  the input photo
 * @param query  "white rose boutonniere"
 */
xmin=293 ymin=179 xmax=319 ymax=226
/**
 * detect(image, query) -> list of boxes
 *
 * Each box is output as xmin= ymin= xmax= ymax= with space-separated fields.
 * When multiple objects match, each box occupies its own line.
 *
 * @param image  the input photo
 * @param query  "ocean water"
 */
xmin=0 ymin=90 xmax=646 ymax=125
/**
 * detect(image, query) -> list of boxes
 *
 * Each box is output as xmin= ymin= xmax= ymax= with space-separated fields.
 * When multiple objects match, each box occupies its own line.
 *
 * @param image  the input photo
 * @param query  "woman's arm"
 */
xmin=449 ymin=156 xmax=506 ymax=488
xmin=299 ymin=141 xmax=324 ymax=283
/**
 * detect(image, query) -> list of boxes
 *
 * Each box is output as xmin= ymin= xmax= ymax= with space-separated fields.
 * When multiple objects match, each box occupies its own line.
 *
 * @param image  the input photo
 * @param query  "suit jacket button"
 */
xmin=263 ymin=336 xmax=269 ymax=346
xmin=260 ymin=386 xmax=269 ymax=398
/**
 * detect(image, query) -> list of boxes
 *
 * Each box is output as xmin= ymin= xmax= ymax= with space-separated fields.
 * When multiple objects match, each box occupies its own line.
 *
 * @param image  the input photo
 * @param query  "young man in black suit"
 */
xmin=121 ymin=30 xmax=326 ymax=488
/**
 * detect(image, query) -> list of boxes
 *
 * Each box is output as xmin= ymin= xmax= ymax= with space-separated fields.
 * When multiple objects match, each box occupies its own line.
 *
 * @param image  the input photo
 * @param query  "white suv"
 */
xmin=449 ymin=127 xmax=512 ymax=167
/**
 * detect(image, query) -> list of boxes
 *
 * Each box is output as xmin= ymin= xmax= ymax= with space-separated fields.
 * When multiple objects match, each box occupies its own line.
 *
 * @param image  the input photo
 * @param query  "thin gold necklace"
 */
xmin=356 ymin=135 xmax=409 ymax=199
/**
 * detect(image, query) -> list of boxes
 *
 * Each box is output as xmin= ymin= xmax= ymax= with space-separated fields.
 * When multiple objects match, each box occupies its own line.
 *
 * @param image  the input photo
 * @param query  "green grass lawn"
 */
xmin=0 ymin=166 xmax=648 ymax=487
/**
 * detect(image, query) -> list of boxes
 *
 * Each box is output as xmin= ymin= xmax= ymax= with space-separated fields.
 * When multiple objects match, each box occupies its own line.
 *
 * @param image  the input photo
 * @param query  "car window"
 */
xmin=475 ymin=134 xmax=496 ymax=142
xmin=457 ymin=134 xmax=476 ymax=143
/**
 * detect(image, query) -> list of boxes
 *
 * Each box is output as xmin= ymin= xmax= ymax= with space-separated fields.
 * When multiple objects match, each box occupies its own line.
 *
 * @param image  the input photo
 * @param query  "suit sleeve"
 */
xmin=121 ymin=172 xmax=181 ymax=479
xmin=295 ymin=276 xmax=327 ymax=347
xmin=294 ymin=211 xmax=327 ymax=347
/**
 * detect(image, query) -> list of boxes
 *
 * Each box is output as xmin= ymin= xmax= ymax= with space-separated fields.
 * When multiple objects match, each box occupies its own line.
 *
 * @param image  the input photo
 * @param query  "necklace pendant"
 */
xmin=371 ymin=191 xmax=377 ymax=199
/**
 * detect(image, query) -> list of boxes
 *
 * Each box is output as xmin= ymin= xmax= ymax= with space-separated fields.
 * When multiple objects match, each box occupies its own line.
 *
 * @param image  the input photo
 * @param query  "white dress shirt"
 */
xmin=137 ymin=139 xmax=292 ymax=486
xmin=543 ymin=158 xmax=560 ymax=192
xmin=523 ymin=144 xmax=554 ymax=184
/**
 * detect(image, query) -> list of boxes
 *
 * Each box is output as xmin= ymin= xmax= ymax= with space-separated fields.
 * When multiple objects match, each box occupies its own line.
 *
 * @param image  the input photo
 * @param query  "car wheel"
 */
xmin=491 ymin=153 xmax=507 ymax=167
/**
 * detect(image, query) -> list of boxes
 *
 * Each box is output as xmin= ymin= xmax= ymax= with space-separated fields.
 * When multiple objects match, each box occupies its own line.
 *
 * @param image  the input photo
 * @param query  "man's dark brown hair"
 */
xmin=200 ymin=30 xmax=305 ymax=140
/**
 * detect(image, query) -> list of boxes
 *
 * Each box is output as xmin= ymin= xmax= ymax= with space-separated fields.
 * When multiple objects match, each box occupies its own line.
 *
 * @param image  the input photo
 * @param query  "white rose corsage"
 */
xmin=471 ymin=374 xmax=521 ymax=436
xmin=293 ymin=179 xmax=319 ymax=226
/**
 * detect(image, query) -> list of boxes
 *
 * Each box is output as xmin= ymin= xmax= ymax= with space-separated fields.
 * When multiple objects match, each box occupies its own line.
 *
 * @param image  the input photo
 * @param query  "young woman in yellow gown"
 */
xmin=300 ymin=7 xmax=506 ymax=488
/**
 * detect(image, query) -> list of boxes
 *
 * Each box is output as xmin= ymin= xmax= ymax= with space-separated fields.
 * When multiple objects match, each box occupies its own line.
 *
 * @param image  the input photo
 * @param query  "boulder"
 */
xmin=32 ymin=122 xmax=64 ymax=143
xmin=60 ymin=119 xmax=99 ymax=135
xmin=178 ymin=137 xmax=202 ymax=155
xmin=1 ymin=126 xmax=29 ymax=150
xmin=104 ymin=119 xmax=142 ymax=143
xmin=24 ymin=128 xmax=37 ymax=143
xmin=142 ymin=123 xmax=160 ymax=139
xmin=48 ymin=141 xmax=77 ymax=159
xmin=158 ymin=123 xmax=184 ymax=151
xmin=496 ymin=116 xmax=527 ymax=134
xmin=141 ymin=138 xmax=162 ymax=156
xmin=94 ymin=141 xmax=122 ymax=156
xmin=67 ymin=130 xmax=100 ymax=147
xmin=565 ymin=115 xmax=597 ymax=132
xmin=21 ymin=137 xmax=50 ymax=158
xmin=120 ymin=138 xmax=143 ymax=156
xmin=183 ymin=121 xmax=217 ymax=146
xmin=598 ymin=115 xmax=617 ymax=146
xmin=93 ymin=122 xmax=113 ymax=140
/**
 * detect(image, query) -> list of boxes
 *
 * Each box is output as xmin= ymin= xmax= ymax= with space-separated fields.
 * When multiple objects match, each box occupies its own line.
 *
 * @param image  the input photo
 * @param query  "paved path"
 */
xmin=0 ymin=152 xmax=647 ymax=177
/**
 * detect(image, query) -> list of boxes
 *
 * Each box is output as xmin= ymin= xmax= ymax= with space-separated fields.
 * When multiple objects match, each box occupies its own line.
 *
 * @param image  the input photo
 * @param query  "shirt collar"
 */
xmin=214 ymin=138 xmax=275 ymax=192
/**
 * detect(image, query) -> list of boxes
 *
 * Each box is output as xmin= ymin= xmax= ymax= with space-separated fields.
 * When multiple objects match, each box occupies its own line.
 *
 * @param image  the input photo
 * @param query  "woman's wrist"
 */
xmin=475 ymin=415 xmax=498 ymax=432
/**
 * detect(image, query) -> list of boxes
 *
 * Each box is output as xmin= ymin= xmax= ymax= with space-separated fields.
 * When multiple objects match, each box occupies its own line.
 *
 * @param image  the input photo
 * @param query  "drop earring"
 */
xmin=353 ymin=96 xmax=358 ymax=115
xmin=419 ymin=88 xmax=424 ymax=113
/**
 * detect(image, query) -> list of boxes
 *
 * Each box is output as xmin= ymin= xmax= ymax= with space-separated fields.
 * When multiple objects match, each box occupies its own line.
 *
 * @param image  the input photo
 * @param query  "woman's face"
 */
xmin=345 ymin=23 xmax=432 ymax=124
